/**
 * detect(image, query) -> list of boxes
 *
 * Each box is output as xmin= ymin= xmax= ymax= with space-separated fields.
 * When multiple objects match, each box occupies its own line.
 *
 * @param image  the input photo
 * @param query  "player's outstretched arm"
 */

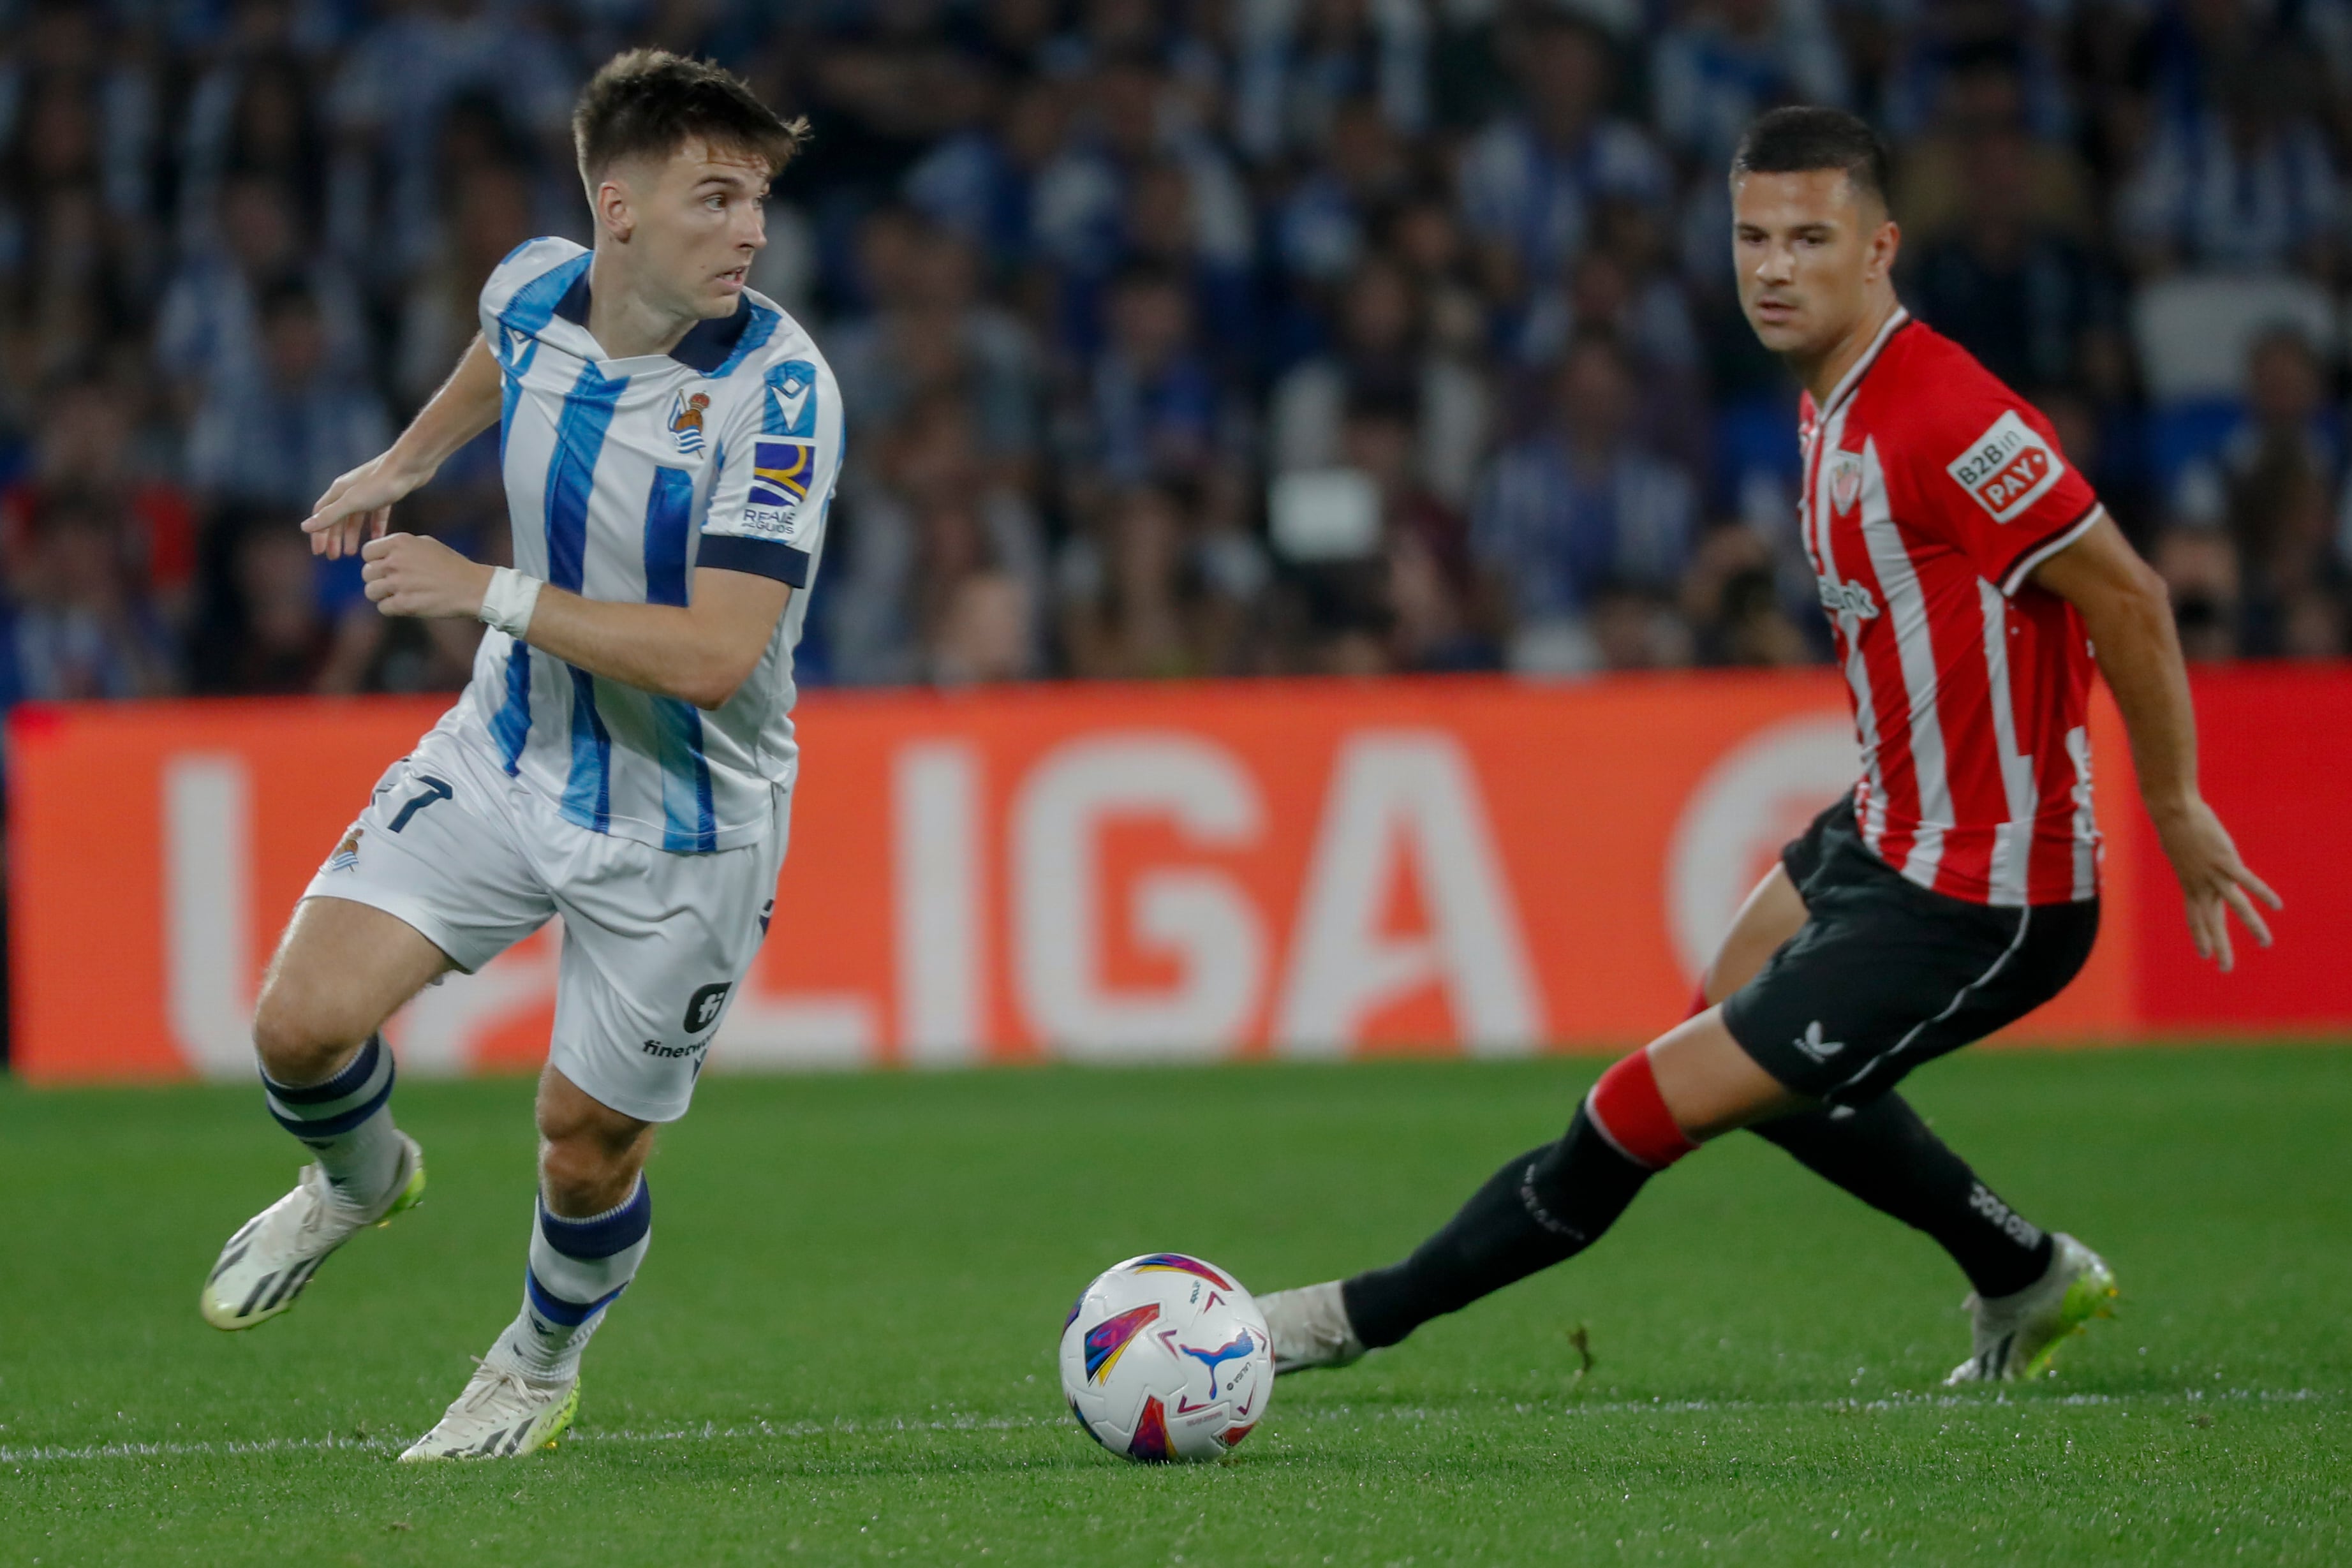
xmin=359 ymin=533 xmax=788 ymax=711
xmin=304 ymin=334 xmax=503 ymax=561
xmin=2029 ymin=513 xmax=2281 ymax=970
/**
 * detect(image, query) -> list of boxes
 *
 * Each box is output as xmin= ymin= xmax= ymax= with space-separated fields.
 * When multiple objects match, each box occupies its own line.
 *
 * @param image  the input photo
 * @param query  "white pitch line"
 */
xmin=0 ymin=1389 xmax=2324 ymax=1467
xmin=2 ymin=1434 xmax=384 ymax=1464
xmin=0 ymin=1413 xmax=1061 ymax=1467
xmin=1287 ymin=1386 xmax=2326 ymax=1421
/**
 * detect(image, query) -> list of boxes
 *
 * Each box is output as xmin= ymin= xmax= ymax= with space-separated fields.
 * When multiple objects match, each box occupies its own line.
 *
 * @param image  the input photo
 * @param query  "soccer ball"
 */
xmin=1058 ymin=1253 xmax=1273 ymax=1463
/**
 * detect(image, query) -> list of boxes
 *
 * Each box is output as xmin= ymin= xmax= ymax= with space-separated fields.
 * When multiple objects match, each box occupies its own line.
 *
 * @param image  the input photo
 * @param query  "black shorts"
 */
xmin=1720 ymin=797 xmax=2098 ymax=1107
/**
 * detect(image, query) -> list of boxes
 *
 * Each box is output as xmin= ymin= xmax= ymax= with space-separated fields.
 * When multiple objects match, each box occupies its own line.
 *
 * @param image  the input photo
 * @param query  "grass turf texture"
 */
xmin=3 ymin=1048 xmax=2347 ymax=1565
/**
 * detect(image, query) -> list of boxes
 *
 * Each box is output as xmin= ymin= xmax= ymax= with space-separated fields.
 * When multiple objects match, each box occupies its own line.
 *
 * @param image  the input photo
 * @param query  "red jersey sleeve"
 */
xmin=1904 ymin=370 xmax=2102 ymax=595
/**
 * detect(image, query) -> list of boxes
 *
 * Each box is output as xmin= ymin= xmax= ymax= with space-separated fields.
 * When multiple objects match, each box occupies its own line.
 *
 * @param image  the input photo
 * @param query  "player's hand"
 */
xmin=361 ymin=533 xmax=494 ymax=621
xmin=305 ymin=453 xmax=431 ymax=561
xmin=2153 ymin=797 xmax=2281 ymax=972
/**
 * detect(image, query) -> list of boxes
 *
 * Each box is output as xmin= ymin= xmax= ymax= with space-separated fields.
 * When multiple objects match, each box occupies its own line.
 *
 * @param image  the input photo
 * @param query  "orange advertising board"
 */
xmin=8 ymin=669 xmax=2342 ymax=1084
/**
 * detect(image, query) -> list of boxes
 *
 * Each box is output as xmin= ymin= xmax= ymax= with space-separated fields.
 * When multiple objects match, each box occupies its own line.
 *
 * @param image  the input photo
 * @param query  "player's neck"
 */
xmin=1789 ymin=290 xmax=1901 ymax=406
xmin=584 ymin=249 xmax=699 ymax=361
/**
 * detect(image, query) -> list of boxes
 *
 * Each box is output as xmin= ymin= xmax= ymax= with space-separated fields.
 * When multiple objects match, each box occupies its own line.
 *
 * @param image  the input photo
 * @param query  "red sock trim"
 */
xmin=1588 ymin=1049 xmax=1699 ymax=1171
xmin=1685 ymin=984 xmax=1711 ymax=1021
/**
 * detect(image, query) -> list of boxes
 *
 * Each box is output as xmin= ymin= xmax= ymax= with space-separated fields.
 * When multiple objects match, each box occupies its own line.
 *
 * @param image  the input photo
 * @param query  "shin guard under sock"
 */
xmin=1342 ymin=1089 xmax=1680 ymax=1350
xmin=492 ymin=1176 xmax=653 ymax=1384
xmin=1750 ymin=1094 xmax=2053 ymax=1298
xmin=261 ymin=1034 xmax=403 ymax=1207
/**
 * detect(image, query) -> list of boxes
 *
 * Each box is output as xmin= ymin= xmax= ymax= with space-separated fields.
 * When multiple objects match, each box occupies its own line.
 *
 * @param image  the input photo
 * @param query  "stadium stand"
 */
xmin=0 ymin=0 xmax=2347 ymax=704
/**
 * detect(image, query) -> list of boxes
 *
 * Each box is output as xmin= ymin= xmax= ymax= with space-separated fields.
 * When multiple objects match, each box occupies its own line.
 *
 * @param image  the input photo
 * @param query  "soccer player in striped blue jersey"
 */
xmin=198 ymin=52 xmax=838 ymax=1461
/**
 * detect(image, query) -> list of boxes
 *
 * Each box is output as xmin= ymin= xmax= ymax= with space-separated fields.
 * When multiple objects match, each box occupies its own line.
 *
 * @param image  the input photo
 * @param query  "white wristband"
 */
xmin=478 ymin=567 xmax=543 ymax=639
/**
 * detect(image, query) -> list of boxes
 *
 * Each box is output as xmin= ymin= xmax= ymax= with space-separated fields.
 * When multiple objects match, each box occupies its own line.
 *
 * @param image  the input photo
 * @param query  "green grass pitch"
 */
xmin=3 ymin=1047 xmax=2348 ymax=1565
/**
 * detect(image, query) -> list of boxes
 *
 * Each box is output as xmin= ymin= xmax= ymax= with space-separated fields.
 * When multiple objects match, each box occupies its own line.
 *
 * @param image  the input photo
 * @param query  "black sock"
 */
xmin=1749 ymin=1093 xmax=2054 ymax=1298
xmin=1342 ymin=1106 xmax=1655 ymax=1350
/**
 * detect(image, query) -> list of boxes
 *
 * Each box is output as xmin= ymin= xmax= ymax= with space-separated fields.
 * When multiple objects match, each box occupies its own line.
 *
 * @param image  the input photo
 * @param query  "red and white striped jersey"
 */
xmin=1798 ymin=309 xmax=2104 ymax=907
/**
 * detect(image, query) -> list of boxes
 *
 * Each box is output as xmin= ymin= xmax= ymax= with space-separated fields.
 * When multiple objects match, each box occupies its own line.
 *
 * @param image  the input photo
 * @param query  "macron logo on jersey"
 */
xmin=768 ymin=374 xmax=813 ymax=436
xmin=1948 ymin=410 xmax=2064 ymax=524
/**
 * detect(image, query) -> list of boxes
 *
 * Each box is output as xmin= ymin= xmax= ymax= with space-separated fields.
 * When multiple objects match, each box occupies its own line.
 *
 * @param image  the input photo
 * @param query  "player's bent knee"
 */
xmin=538 ymin=1128 xmax=649 ymax=1217
xmin=249 ymin=980 xmax=374 ymax=1086
xmin=534 ymin=1076 xmax=651 ymax=1149
xmin=535 ymin=1084 xmax=655 ymax=1216
xmin=1586 ymin=1049 xmax=1701 ymax=1171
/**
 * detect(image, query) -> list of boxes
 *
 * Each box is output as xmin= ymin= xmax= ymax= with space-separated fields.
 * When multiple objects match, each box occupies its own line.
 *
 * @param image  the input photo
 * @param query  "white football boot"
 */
xmin=200 ymin=1134 xmax=426 ymax=1331
xmin=397 ymin=1357 xmax=581 ymax=1461
xmin=1944 ymin=1232 xmax=2119 ymax=1384
xmin=1259 ymin=1281 xmax=1368 ymax=1375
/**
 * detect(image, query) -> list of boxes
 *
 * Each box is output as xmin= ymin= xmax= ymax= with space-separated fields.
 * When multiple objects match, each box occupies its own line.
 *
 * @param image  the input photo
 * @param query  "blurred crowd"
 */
xmin=5 ymin=0 xmax=2352 ymax=707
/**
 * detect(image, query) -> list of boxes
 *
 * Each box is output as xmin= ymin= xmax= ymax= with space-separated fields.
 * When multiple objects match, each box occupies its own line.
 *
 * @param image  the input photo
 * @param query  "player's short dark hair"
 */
xmin=1731 ymin=106 xmax=1891 ymax=210
xmin=572 ymin=49 xmax=810 ymax=188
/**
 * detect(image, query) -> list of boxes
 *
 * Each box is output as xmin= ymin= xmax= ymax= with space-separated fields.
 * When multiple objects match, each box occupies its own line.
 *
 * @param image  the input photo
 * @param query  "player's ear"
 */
xmin=1867 ymin=217 xmax=1901 ymax=281
xmin=594 ymin=173 xmax=635 ymax=243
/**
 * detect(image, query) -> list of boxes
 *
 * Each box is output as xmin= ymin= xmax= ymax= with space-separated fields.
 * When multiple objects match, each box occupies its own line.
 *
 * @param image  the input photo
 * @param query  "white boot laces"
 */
xmin=457 ymin=1357 xmax=534 ymax=1417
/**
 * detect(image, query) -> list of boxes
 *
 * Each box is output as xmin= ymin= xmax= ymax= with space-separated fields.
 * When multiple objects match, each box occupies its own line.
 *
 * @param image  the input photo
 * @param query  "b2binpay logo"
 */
xmin=1947 ymin=410 xmax=2064 ymax=524
xmin=682 ymin=982 xmax=733 ymax=1034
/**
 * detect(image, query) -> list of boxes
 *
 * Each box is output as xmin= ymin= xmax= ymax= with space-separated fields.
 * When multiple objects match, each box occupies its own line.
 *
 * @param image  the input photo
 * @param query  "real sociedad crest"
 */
xmin=1828 ymin=452 xmax=1863 ymax=514
xmin=670 ymin=390 xmax=710 ymax=455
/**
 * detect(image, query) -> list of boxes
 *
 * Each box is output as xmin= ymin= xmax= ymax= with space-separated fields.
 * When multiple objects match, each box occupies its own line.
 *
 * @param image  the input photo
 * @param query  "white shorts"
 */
xmin=303 ymin=712 xmax=790 ymax=1122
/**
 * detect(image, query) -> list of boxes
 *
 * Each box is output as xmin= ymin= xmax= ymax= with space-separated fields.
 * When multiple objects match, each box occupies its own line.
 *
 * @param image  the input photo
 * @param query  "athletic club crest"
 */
xmin=1828 ymin=452 xmax=1864 ymax=514
xmin=670 ymin=391 xmax=709 ymax=455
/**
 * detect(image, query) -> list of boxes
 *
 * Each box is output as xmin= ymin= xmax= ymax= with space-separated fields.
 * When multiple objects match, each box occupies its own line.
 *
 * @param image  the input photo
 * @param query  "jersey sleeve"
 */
xmin=476 ymin=237 xmax=589 ymax=340
xmin=1906 ymin=371 xmax=2103 ymax=595
xmin=697 ymin=350 xmax=841 ymax=590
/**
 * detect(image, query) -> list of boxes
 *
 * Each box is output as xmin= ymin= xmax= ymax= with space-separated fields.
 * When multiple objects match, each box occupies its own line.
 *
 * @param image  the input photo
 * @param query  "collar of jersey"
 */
xmin=551 ymin=269 xmax=753 ymax=374
xmin=1819 ymin=306 xmax=1911 ymax=422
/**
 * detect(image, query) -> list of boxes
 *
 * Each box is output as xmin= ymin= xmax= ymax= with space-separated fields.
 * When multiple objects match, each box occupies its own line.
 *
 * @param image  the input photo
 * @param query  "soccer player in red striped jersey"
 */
xmin=1259 ymin=107 xmax=2281 ymax=1387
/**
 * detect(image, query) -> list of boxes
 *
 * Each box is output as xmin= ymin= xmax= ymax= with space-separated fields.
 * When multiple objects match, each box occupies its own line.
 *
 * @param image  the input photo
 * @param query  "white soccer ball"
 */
xmin=1058 ymin=1253 xmax=1274 ymax=1463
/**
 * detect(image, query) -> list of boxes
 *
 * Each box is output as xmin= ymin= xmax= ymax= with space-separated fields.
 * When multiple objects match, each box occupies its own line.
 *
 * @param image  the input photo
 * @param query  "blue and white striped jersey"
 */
xmin=461 ymin=237 xmax=842 ymax=855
